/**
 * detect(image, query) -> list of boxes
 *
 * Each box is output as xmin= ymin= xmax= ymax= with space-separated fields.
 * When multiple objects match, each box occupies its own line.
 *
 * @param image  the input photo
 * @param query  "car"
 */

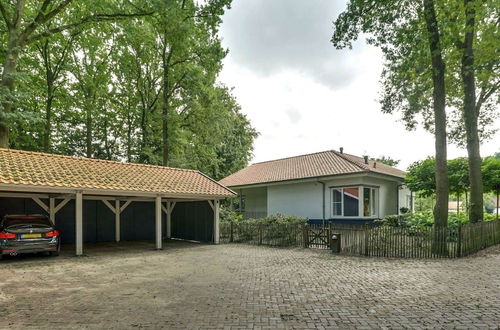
xmin=0 ymin=214 xmax=61 ymax=260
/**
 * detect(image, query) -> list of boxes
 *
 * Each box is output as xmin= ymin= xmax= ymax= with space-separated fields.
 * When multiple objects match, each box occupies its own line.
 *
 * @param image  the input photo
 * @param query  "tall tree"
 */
xmin=0 ymin=0 xmax=149 ymax=148
xmin=332 ymin=0 xmax=450 ymax=236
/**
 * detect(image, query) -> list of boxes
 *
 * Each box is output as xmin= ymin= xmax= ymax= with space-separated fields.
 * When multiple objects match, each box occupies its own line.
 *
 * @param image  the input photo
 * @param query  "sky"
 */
xmin=217 ymin=0 xmax=500 ymax=170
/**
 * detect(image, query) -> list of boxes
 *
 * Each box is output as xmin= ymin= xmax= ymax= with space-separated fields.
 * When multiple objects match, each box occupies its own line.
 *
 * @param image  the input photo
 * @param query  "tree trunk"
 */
xmin=423 ymin=0 xmax=449 ymax=255
xmin=461 ymin=0 xmax=483 ymax=223
xmin=85 ymin=95 xmax=93 ymax=158
xmin=43 ymin=84 xmax=54 ymax=152
xmin=161 ymin=39 xmax=173 ymax=167
xmin=0 ymin=32 xmax=22 ymax=148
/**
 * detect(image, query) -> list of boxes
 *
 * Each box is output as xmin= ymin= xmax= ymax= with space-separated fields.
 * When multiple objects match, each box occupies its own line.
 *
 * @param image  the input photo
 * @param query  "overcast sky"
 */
xmin=217 ymin=0 xmax=500 ymax=170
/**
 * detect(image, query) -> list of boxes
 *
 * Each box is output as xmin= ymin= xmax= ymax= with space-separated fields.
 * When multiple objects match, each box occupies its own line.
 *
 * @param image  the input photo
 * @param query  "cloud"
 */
xmin=220 ymin=0 xmax=365 ymax=88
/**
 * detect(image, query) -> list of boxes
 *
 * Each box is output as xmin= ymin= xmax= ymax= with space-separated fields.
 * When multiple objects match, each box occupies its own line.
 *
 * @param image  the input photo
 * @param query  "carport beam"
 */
xmin=155 ymin=196 xmax=162 ymax=250
xmin=75 ymin=191 xmax=83 ymax=256
xmin=49 ymin=198 xmax=55 ymax=225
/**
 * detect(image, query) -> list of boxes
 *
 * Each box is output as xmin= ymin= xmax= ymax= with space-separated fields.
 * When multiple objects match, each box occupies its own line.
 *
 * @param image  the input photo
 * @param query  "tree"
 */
xmin=332 ymin=0 xmax=450 ymax=238
xmin=482 ymin=157 xmax=500 ymax=219
xmin=372 ymin=156 xmax=400 ymax=167
xmin=0 ymin=0 xmax=149 ymax=148
xmin=405 ymin=158 xmax=437 ymax=197
xmin=448 ymin=157 xmax=469 ymax=213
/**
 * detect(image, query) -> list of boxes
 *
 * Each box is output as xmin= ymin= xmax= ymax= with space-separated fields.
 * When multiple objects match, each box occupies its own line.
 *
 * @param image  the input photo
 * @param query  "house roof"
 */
xmin=219 ymin=150 xmax=406 ymax=187
xmin=0 ymin=148 xmax=235 ymax=198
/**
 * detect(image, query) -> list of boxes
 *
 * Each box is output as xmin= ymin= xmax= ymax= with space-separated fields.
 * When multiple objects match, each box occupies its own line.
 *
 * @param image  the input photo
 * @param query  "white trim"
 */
xmin=115 ymin=199 xmax=120 ymax=242
xmin=75 ymin=191 xmax=83 ymax=256
xmin=329 ymin=186 xmax=380 ymax=219
xmin=213 ymin=200 xmax=220 ymax=244
xmin=54 ymin=198 xmax=70 ymax=213
xmin=155 ymin=196 xmax=162 ymax=250
xmin=32 ymin=197 xmax=49 ymax=212
xmin=120 ymin=200 xmax=132 ymax=213
xmin=102 ymin=200 xmax=117 ymax=214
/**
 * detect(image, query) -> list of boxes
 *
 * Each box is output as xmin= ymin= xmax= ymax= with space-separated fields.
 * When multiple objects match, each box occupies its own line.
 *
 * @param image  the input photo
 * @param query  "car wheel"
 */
xmin=50 ymin=244 xmax=60 ymax=257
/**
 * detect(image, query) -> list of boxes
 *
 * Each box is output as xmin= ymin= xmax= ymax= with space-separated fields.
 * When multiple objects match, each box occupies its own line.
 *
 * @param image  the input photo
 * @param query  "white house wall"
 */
xmin=267 ymin=182 xmax=323 ymax=219
xmin=239 ymin=187 xmax=267 ymax=217
xmin=237 ymin=174 xmax=404 ymax=221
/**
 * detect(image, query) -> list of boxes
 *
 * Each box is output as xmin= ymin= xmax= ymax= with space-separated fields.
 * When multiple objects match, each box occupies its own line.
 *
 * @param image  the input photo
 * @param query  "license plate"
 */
xmin=22 ymin=233 xmax=42 ymax=239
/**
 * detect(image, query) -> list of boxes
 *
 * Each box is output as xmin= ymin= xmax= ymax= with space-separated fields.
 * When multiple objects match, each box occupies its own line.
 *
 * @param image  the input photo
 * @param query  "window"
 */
xmin=363 ymin=187 xmax=377 ymax=217
xmin=331 ymin=186 xmax=378 ymax=218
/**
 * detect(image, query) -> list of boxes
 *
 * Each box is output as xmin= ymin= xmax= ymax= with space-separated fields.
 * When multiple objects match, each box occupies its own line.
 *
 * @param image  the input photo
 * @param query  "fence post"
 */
xmin=230 ymin=221 xmax=234 ymax=243
xmin=258 ymin=223 xmax=263 ymax=245
xmin=303 ymin=224 xmax=309 ymax=248
xmin=364 ymin=225 xmax=369 ymax=256
xmin=327 ymin=226 xmax=332 ymax=249
xmin=457 ymin=223 xmax=462 ymax=257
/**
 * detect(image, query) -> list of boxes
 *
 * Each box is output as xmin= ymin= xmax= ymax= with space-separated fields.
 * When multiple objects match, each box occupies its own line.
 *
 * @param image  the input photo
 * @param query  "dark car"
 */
xmin=0 ymin=214 xmax=61 ymax=260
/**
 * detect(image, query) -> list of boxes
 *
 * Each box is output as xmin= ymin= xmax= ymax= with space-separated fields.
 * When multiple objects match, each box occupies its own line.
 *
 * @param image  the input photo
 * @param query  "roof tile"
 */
xmin=0 ymin=148 xmax=235 ymax=197
xmin=219 ymin=150 xmax=405 ymax=187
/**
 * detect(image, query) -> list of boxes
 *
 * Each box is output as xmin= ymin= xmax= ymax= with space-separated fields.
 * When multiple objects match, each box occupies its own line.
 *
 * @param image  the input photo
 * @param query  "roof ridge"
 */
xmin=251 ymin=149 xmax=337 ymax=165
xmin=330 ymin=150 xmax=371 ymax=171
xmin=0 ymin=148 xmax=198 ymax=173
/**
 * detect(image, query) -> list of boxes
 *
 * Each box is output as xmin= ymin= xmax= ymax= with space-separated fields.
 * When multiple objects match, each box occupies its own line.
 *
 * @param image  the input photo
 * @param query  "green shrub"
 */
xmin=379 ymin=211 xmax=497 ymax=229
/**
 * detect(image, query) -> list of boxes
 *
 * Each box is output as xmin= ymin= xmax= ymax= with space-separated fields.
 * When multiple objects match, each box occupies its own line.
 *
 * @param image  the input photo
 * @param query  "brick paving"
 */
xmin=0 ymin=241 xmax=499 ymax=329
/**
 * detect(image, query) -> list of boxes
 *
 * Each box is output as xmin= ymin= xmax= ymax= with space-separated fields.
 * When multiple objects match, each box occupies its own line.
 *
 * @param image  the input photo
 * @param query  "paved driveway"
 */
xmin=0 ymin=241 xmax=499 ymax=329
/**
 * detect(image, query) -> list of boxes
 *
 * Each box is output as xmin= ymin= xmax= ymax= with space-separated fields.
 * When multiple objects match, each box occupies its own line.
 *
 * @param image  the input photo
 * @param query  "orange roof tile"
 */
xmin=0 ymin=148 xmax=235 ymax=197
xmin=219 ymin=150 xmax=405 ymax=187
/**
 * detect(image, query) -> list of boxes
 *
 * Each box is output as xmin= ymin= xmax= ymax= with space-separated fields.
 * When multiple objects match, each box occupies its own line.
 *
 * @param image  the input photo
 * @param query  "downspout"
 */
xmin=318 ymin=180 xmax=326 ymax=226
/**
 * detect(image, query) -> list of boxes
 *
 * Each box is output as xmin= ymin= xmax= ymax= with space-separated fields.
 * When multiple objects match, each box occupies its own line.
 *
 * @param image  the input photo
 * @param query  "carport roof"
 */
xmin=0 ymin=148 xmax=235 ymax=198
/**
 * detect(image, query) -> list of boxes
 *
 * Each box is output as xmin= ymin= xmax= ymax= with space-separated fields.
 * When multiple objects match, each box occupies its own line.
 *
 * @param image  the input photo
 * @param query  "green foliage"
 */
xmin=482 ymin=157 xmax=500 ymax=195
xmin=372 ymin=155 xmax=400 ymax=167
xmin=448 ymin=157 xmax=469 ymax=195
xmin=1 ymin=0 xmax=257 ymax=179
xmin=405 ymin=158 xmax=436 ymax=196
xmin=380 ymin=211 xmax=496 ymax=229
xmin=331 ymin=0 xmax=499 ymax=145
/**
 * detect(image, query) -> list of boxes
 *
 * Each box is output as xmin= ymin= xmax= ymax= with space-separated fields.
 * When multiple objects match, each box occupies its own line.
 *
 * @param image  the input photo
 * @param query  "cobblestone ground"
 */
xmin=0 ymin=241 xmax=499 ymax=329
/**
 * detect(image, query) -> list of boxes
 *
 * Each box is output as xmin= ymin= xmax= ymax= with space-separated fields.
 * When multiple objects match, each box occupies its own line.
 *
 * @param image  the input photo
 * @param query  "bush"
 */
xmin=378 ymin=211 xmax=496 ymax=229
xmin=220 ymin=207 xmax=243 ymax=223
xmin=244 ymin=213 xmax=307 ymax=225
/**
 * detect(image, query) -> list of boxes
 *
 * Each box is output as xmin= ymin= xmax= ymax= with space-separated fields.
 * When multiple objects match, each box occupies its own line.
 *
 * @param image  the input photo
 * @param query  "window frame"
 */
xmin=329 ymin=185 xmax=379 ymax=218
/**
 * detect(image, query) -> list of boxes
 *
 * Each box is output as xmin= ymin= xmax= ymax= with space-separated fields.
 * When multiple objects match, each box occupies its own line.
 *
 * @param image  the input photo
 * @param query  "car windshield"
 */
xmin=2 ymin=217 xmax=52 ymax=229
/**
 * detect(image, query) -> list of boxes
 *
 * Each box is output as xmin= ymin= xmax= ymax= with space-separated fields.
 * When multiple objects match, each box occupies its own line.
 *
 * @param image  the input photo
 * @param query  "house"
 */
xmin=219 ymin=149 xmax=413 ymax=224
xmin=0 ymin=148 xmax=235 ymax=255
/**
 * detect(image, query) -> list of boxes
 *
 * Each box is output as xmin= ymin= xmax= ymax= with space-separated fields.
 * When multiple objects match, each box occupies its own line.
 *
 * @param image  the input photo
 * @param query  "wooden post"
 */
xmin=166 ymin=201 xmax=172 ymax=239
xmin=303 ymin=224 xmax=309 ymax=248
xmin=75 ymin=191 xmax=83 ymax=256
xmin=49 ymin=197 xmax=55 ymax=225
xmin=230 ymin=221 xmax=234 ymax=243
xmin=457 ymin=223 xmax=462 ymax=257
xmin=115 ymin=199 xmax=120 ymax=242
xmin=258 ymin=223 xmax=263 ymax=245
xmin=214 ymin=200 xmax=220 ymax=244
xmin=155 ymin=196 xmax=162 ymax=250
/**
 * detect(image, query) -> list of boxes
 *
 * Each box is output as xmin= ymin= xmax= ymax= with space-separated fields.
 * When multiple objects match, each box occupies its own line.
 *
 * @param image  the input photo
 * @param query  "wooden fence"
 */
xmin=219 ymin=220 xmax=500 ymax=258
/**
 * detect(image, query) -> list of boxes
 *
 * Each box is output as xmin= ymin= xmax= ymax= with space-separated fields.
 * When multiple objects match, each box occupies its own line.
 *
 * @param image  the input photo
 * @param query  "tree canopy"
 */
xmin=0 ymin=0 xmax=258 ymax=180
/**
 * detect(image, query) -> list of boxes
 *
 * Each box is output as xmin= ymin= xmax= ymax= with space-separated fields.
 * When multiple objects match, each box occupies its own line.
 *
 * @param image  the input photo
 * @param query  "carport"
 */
xmin=0 ymin=148 xmax=235 ymax=255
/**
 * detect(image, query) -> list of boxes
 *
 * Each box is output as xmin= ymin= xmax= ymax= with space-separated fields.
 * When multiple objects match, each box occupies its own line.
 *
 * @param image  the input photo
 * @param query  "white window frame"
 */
xmin=330 ymin=185 xmax=379 ymax=218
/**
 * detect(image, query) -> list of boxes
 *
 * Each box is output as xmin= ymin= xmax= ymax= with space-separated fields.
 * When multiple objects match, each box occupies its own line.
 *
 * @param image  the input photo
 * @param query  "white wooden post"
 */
xmin=49 ymin=197 xmax=55 ymax=225
xmin=75 ymin=191 xmax=83 ymax=256
xmin=115 ymin=199 xmax=120 ymax=242
xmin=155 ymin=196 xmax=162 ymax=250
xmin=166 ymin=202 xmax=172 ymax=239
xmin=214 ymin=199 xmax=220 ymax=244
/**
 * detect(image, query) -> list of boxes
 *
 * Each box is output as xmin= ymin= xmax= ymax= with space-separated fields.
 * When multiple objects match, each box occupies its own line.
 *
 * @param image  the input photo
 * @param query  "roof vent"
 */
xmin=339 ymin=147 xmax=344 ymax=154
xmin=363 ymin=155 xmax=369 ymax=164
